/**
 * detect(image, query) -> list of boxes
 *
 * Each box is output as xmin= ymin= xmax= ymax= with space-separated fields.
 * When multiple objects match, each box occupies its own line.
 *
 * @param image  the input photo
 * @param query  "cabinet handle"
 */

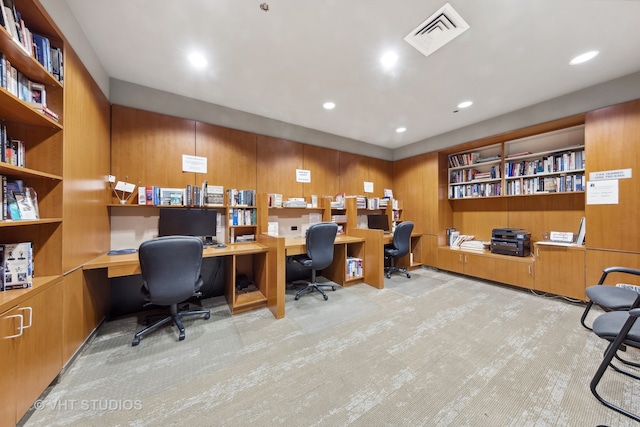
xmin=536 ymin=248 xmax=539 ymax=257
xmin=464 ymin=255 xmax=468 ymax=263
xmin=20 ymin=306 xmax=33 ymax=329
xmin=528 ymin=265 xmax=532 ymax=275
xmin=459 ymin=254 xmax=463 ymax=262
xmin=4 ymin=314 xmax=24 ymax=339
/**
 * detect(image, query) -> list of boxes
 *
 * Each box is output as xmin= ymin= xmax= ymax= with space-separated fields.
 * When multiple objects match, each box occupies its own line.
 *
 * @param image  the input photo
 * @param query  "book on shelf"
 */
xmin=13 ymin=188 xmax=38 ymax=219
xmin=159 ymin=187 xmax=184 ymax=206
xmin=576 ymin=216 xmax=586 ymax=246
xmin=1 ymin=241 xmax=33 ymax=291
xmin=206 ymin=185 xmax=224 ymax=206
xmin=268 ymin=193 xmax=283 ymax=207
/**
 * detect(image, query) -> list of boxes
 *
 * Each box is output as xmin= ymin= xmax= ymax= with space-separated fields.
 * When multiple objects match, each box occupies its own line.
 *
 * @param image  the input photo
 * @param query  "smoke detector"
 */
xmin=404 ymin=3 xmax=470 ymax=58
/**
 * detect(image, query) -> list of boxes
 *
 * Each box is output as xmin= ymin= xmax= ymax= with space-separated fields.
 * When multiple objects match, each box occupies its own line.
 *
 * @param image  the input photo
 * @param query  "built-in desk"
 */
xmin=83 ymin=242 xmax=277 ymax=318
xmin=284 ymin=234 xmax=366 ymax=287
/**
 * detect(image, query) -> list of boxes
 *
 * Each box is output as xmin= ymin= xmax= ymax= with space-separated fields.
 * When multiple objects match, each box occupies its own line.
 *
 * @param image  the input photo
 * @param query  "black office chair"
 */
xmin=291 ymin=222 xmax=339 ymax=301
xmin=384 ymin=221 xmax=414 ymax=279
xmin=590 ymin=308 xmax=640 ymax=422
xmin=580 ymin=266 xmax=640 ymax=331
xmin=132 ymin=236 xmax=211 ymax=346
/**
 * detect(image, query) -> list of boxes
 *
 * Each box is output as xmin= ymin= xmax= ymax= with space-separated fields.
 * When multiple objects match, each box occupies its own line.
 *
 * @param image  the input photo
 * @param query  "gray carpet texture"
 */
xmin=20 ymin=267 xmax=640 ymax=426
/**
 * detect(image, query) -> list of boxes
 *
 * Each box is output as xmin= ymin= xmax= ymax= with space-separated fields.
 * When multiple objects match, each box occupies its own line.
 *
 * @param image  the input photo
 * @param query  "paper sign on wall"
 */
xmin=296 ymin=169 xmax=311 ymax=183
xmin=364 ymin=181 xmax=374 ymax=193
xmin=589 ymin=168 xmax=632 ymax=181
xmin=586 ymin=179 xmax=619 ymax=205
xmin=182 ymin=155 xmax=207 ymax=173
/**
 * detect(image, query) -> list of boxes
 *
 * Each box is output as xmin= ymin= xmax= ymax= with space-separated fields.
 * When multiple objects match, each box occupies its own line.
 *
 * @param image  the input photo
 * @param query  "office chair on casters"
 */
xmin=580 ymin=266 xmax=640 ymax=331
xmin=590 ymin=308 xmax=640 ymax=422
xmin=132 ymin=236 xmax=211 ymax=346
xmin=291 ymin=222 xmax=339 ymax=301
xmin=384 ymin=221 xmax=414 ymax=279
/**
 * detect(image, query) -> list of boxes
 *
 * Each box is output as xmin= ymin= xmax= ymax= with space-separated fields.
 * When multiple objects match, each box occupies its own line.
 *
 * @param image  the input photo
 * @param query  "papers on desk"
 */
xmin=535 ymin=241 xmax=577 ymax=247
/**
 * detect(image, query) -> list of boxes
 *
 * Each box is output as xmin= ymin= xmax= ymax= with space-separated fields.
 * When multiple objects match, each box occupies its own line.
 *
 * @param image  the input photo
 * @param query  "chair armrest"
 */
xmin=597 ymin=266 xmax=640 ymax=285
xmin=629 ymin=307 xmax=640 ymax=317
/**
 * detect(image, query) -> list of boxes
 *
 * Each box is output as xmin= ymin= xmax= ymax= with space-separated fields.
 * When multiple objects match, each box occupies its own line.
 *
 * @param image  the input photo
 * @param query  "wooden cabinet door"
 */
xmin=15 ymin=283 xmax=63 ymax=419
xmin=438 ymin=248 xmax=465 ymax=274
xmin=1 ymin=306 xmax=19 ymax=425
xmin=535 ymin=245 xmax=585 ymax=300
xmin=494 ymin=257 xmax=534 ymax=289
xmin=463 ymin=253 xmax=495 ymax=281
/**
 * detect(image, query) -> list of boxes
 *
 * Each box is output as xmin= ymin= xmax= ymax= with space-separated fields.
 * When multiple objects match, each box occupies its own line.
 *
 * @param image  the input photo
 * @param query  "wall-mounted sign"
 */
xmin=296 ymin=169 xmax=311 ymax=183
xmin=589 ymin=168 xmax=632 ymax=181
xmin=364 ymin=181 xmax=374 ymax=193
xmin=182 ymin=155 xmax=207 ymax=173
xmin=586 ymin=179 xmax=619 ymax=205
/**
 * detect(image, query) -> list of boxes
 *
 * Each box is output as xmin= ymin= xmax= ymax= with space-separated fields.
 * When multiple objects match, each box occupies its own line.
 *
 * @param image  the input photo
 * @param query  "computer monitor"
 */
xmin=367 ymin=214 xmax=390 ymax=232
xmin=158 ymin=208 xmax=217 ymax=246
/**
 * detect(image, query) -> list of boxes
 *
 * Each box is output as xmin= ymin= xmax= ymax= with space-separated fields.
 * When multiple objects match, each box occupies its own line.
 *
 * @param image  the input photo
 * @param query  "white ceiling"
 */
xmin=53 ymin=0 xmax=640 ymax=149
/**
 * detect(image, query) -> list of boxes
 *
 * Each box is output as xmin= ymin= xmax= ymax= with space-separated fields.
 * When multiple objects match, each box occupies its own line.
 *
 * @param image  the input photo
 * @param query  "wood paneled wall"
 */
xmin=111 ymin=106 xmax=393 ymax=203
xmin=585 ymin=99 xmax=640 ymax=252
xmin=196 ymin=122 xmax=257 ymax=190
xmin=62 ymin=46 xmax=111 ymax=272
xmin=111 ymin=106 xmax=196 ymax=191
xmin=256 ymin=136 xmax=304 ymax=199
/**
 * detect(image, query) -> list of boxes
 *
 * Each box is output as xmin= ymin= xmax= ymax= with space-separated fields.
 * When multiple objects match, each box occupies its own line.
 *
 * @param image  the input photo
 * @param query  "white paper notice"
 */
xmin=296 ymin=169 xmax=311 ymax=183
xmin=114 ymin=181 xmax=136 ymax=193
xmin=586 ymin=180 xmax=619 ymax=205
xmin=182 ymin=155 xmax=207 ymax=173
xmin=364 ymin=181 xmax=374 ymax=193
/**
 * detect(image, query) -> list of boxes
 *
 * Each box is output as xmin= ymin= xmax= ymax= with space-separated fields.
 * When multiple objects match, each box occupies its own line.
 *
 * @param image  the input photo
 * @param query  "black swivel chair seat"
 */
xmin=384 ymin=221 xmax=414 ymax=279
xmin=291 ymin=222 xmax=339 ymax=301
xmin=132 ymin=236 xmax=211 ymax=346
xmin=580 ymin=266 xmax=640 ymax=331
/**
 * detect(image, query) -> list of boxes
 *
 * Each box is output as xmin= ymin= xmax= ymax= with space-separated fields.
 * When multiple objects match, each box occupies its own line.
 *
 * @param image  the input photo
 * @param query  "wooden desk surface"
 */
xmin=83 ymin=242 xmax=268 ymax=278
xmin=284 ymin=234 xmax=365 ymax=255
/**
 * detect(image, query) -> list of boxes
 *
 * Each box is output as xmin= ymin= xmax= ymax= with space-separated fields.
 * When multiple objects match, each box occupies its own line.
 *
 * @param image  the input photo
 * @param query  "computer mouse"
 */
xmin=215 ymin=243 xmax=227 ymax=248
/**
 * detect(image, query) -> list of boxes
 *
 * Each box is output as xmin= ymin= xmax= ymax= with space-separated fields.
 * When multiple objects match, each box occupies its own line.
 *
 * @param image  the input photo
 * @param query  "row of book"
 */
xmin=0 ymin=0 xmax=63 ymax=83
xmin=136 ymin=184 xmax=258 ymax=208
xmin=504 ymin=174 xmax=585 ymax=195
xmin=228 ymin=208 xmax=257 ymax=226
xmin=0 ymin=52 xmax=60 ymax=121
xmin=449 ymin=165 xmax=501 ymax=184
xmin=0 ymin=122 xmax=25 ymax=167
xmin=504 ymin=150 xmax=585 ymax=178
xmin=449 ymin=183 xmax=502 ymax=199
xmin=346 ymin=257 xmax=363 ymax=279
xmin=0 ymin=241 xmax=33 ymax=291
xmin=2 ymin=177 xmax=39 ymax=220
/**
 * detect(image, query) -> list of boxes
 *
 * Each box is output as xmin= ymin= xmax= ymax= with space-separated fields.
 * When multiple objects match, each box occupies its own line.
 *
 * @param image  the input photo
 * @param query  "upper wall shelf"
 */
xmin=448 ymin=125 xmax=586 ymax=199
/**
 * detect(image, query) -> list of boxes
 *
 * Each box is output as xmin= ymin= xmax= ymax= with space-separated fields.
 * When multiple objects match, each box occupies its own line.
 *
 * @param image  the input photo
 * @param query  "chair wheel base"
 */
xmin=294 ymin=295 xmax=300 ymax=300
xmin=178 ymin=331 xmax=185 ymax=341
xmin=132 ymin=337 xmax=140 ymax=346
xmin=323 ymin=295 xmax=329 ymax=301
xmin=204 ymin=312 xmax=211 ymax=320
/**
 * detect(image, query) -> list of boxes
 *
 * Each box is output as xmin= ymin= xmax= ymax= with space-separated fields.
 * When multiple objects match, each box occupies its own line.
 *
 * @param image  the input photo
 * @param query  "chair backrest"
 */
xmin=305 ymin=222 xmax=339 ymax=271
xmin=138 ymin=236 xmax=204 ymax=306
xmin=392 ymin=221 xmax=414 ymax=258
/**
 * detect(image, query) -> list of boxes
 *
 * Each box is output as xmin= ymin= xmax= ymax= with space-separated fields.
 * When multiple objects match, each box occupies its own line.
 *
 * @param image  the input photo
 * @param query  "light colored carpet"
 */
xmin=19 ymin=268 xmax=640 ymax=426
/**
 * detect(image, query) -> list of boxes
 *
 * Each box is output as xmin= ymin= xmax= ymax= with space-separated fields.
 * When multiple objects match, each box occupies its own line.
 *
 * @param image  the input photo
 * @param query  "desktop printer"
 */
xmin=490 ymin=228 xmax=531 ymax=257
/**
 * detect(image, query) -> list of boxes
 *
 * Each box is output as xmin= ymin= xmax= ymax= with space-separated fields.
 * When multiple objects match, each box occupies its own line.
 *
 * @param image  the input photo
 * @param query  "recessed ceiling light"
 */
xmin=188 ymin=52 xmax=207 ymax=68
xmin=381 ymin=52 xmax=398 ymax=69
xmin=323 ymin=102 xmax=335 ymax=110
xmin=396 ymin=127 xmax=407 ymax=133
xmin=570 ymin=50 xmax=599 ymax=65
xmin=457 ymin=101 xmax=473 ymax=109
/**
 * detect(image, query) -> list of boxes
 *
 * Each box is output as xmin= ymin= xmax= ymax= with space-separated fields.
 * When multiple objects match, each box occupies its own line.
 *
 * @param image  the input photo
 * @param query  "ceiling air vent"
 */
xmin=404 ymin=2 xmax=469 ymax=58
